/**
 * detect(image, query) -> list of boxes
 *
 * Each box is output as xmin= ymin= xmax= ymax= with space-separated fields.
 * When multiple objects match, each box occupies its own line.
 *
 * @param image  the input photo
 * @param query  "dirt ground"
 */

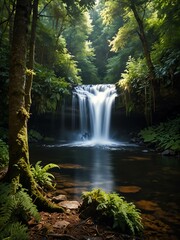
xmin=28 ymin=206 xmax=141 ymax=240
xmin=28 ymin=196 xmax=180 ymax=240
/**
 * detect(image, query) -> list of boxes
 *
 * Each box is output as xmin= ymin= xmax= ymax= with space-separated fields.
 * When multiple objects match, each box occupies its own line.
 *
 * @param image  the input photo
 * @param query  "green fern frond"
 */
xmin=15 ymin=188 xmax=40 ymax=221
xmin=81 ymin=188 xmax=143 ymax=236
xmin=31 ymin=161 xmax=59 ymax=190
xmin=0 ymin=222 xmax=28 ymax=240
xmin=0 ymin=182 xmax=40 ymax=240
xmin=43 ymin=163 xmax=60 ymax=172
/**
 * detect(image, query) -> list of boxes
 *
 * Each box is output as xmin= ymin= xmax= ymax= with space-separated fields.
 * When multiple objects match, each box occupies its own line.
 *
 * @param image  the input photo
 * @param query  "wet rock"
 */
xmin=136 ymin=200 xmax=160 ymax=212
xmin=162 ymin=150 xmax=176 ymax=156
xmin=53 ymin=220 xmax=70 ymax=229
xmin=52 ymin=194 xmax=67 ymax=203
xmin=59 ymin=200 xmax=80 ymax=209
xmin=142 ymin=149 xmax=148 ymax=153
xmin=117 ymin=185 xmax=141 ymax=193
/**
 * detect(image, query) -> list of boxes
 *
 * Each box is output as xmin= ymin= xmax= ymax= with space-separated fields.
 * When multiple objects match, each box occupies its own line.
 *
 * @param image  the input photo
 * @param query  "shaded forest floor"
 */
xmin=29 ymin=208 xmax=137 ymax=240
xmin=1 ymin=168 xmax=180 ymax=240
xmin=28 ymin=195 xmax=180 ymax=240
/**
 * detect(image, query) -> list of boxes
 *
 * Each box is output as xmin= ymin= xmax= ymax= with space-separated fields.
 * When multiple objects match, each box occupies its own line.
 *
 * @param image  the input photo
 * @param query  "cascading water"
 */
xmin=72 ymin=84 xmax=117 ymax=144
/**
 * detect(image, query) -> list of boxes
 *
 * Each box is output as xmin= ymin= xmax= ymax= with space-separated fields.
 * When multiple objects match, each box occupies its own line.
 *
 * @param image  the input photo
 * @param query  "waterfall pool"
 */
xmin=30 ymin=142 xmax=180 ymax=239
xmin=30 ymin=84 xmax=180 ymax=238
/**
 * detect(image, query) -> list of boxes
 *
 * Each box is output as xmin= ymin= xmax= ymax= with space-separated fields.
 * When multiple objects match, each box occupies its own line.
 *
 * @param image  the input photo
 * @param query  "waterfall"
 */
xmin=72 ymin=84 xmax=117 ymax=143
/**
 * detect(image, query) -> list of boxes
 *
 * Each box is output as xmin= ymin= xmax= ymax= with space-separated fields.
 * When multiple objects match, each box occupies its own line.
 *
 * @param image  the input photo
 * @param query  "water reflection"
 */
xmin=30 ymin=144 xmax=180 ymax=239
xmin=89 ymin=149 xmax=114 ymax=192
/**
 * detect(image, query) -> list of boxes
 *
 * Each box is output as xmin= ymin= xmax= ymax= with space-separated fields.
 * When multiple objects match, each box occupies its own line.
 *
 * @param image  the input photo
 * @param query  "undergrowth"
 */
xmin=0 ymin=182 xmax=40 ymax=240
xmin=31 ymin=161 xmax=60 ymax=190
xmin=80 ymin=188 xmax=143 ymax=236
xmin=139 ymin=115 xmax=180 ymax=152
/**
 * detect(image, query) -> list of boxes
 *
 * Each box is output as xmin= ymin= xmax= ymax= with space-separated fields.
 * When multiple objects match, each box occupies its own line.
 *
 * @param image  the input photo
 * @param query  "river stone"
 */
xmin=162 ymin=150 xmax=175 ymax=156
xmin=135 ymin=200 xmax=159 ymax=212
xmin=52 ymin=194 xmax=67 ymax=203
xmin=117 ymin=185 xmax=141 ymax=193
xmin=58 ymin=200 xmax=80 ymax=209
xmin=53 ymin=220 xmax=70 ymax=229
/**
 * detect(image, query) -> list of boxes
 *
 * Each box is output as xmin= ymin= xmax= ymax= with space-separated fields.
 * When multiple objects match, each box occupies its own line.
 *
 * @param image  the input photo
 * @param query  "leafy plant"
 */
xmin=29 ymin=129 xmax=43 ymax=142
xmin=0 ymin=182 xmax=40 ymax=240
xmin=32 ymin=63 xmax=70 ymax=113
xmin=139 ymin=115 xmax=180 ymax=152
xmin=31 ymin=161 xmax=60 ymax=190
xmin=0 ymin=139 xmax=9 ymax=167
xmin=80 ymin=188 xmax=143 ymax=236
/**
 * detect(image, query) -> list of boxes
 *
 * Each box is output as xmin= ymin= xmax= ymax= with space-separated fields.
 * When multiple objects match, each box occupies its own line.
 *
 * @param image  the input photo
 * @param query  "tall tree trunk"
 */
xmin=25 ymin=0 xmax=38 ymax=112
xmin=130 ymin=0 xmax=159 ymax=113
xmin=5 ymin=0 xmax=63 ymax=212
xmin=6 ymin=0 xmax=31 ymax=181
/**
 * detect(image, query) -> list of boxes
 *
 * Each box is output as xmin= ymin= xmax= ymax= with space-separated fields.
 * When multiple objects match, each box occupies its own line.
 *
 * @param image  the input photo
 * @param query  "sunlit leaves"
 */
xmin=118 ymin=56 xmax=148 ymax=90
xmin=81 ymin=188 xmax=143 ymax=235
xmin=63 ymin=11 xmax=98 ymax=83
xmin=55 ymin=47 xmax=81 ymax=84
xmin=116 ymin=56 xmax=149 ymax=113
xmin=110 ymin=16 xmax=137 ymax=52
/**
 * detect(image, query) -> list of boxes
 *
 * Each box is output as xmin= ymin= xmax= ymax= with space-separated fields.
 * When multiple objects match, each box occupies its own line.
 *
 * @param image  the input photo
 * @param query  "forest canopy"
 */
xmin=0 ymin=0 xmax=179 ymax=122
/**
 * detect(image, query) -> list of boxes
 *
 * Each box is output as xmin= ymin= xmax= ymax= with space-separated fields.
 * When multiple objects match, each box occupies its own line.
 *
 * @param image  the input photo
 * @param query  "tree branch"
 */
xmin=38 ymin=0 xmax=53 ymax=16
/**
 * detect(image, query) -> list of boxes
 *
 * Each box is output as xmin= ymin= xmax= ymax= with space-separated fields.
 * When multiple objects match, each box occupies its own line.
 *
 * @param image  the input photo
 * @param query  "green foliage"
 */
xmin=81 ymin=188 xmax=143 ymax=235
xmin=0 ymin=182 xmax=40 ymax=240
xmin=0 ymin=139 xmax=9 ymax=167
xmin=99 ymin=0 xmax=180 ymax=120
xmin=116 ymin=56 xmax=150 ymax=116
xmin=63 ymin=12 xmax=99 ymax=84
xmin=153 ymin=48 xmax=180 ymax=86
xmin=32 ymin=63 xmax=70 ymax=113
xmin=29 ymin=129 xmax=43 ymax=142
xmin=31 ymin=161 xmax=60 ymax=190
xmin=139 ymin=116 xmax=180 ymax=152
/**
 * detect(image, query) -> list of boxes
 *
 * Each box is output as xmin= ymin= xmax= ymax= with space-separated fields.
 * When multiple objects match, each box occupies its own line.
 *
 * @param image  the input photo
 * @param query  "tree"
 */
xmin=101 ymin=0 xmax=158 ymax=106
xmin=4 ymin=0 xmax=96 ymax=210
xmin=4 ymin=0 xmax=61 ymax=211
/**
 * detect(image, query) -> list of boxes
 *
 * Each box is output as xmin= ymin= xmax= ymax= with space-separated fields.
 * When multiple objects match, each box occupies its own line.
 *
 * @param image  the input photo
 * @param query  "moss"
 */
xmin=17 ymin=107 xmax=30 ymax=120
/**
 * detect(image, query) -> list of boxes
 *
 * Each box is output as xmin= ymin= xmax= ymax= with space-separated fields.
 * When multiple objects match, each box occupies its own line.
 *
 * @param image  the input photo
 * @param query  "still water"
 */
xmin=30 ymin=142 xmax=180 ymax=239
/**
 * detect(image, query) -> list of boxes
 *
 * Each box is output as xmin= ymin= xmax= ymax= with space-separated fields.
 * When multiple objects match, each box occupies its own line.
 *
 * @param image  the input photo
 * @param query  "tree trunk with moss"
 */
xmin=5 ymin=0 xmax=63 ymax=212
xmin=130 ymin=0 xmax=160 ymax=119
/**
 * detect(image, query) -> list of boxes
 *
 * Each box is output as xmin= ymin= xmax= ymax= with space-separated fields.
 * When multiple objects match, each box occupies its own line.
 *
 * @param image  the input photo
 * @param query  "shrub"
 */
xmin=0 ymin=182 xmax=40 ymax=240
xmin=80 ymin=188 xmax=143 ymax=236
xmin=139 ymin=115 xmax=180 ymax=152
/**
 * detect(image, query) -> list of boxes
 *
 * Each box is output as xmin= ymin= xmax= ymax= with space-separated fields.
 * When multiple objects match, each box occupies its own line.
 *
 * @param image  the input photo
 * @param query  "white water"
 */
xmin=72 ymin=84 xmax=118 ymax=144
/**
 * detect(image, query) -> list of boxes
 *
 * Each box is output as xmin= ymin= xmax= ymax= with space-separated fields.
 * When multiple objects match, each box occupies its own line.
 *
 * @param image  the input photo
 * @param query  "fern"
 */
xmin=139 ymin=115 xmax=180 ymax=152
xmin=31 ymin=161 xmax=60 ymax=190
xmin=81 ymin=188 xmax=143 ymax=236
xmin=0 ymin=182 xmax=40 ymax=240
xmin=1 ymin=222 xmax=28 ymax=240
